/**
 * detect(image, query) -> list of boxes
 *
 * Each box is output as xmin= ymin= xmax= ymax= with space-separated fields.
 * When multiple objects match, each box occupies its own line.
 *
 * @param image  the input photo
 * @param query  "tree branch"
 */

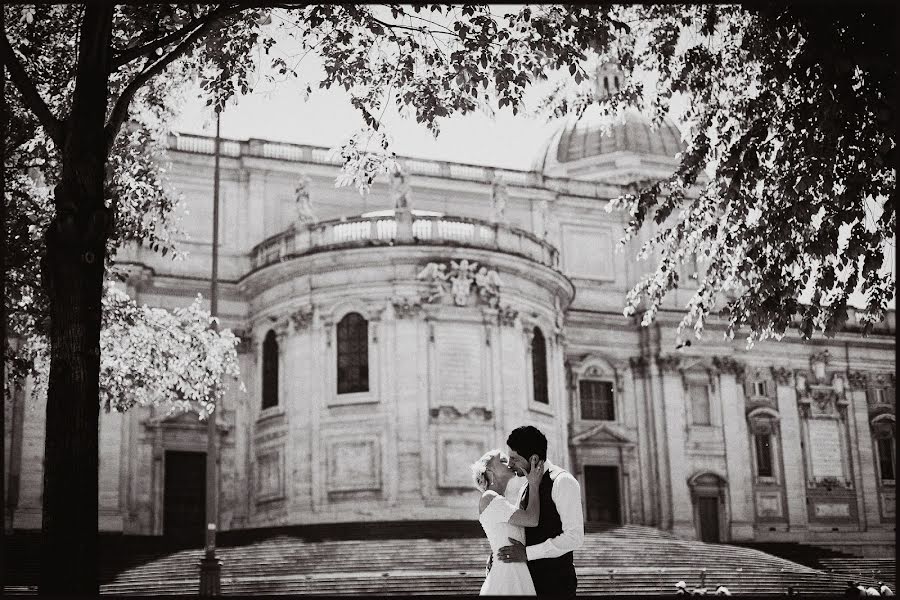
xmin=1 ymin=35 xmax=65 ymax=148
xmin=111 ymin=5 xmax=245 ymax=69
xmin=104 ymin=9 xmax=238 ymax=153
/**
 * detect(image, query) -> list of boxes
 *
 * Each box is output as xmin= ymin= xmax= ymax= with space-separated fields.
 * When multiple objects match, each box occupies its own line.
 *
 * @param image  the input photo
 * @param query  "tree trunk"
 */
xmin=39 ymin=5 xmax=113 ymax=595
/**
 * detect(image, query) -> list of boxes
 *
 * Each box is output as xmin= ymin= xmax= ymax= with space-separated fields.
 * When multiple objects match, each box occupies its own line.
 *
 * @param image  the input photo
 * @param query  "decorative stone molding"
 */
xmin=873 ymin=373 xmax=892 ymax=388
xmin=847 ymin=371 xmax=869 ymax=390
xmin=289 ymin=306 xmax=314 ymax=332
xmin=391 ymin=296 xmax=422 ymax=319
xmin=497 ymin=305 xmax=518 ymax=327
xmin=656 ymin=354 xmax=681 ymax=373
xmin=429 ymin=405 xmax=493 ymax=423
xmin=800 ymin=387 xmax=847 ymax=420
xmin=712 ymin=356 xmax=745 ymax=379
xmin=629 ymin=356 xmax=648 ymax=376
xmin=417 ymin=259 xmax=501 ymax=308
xmin=771 ymin=366 xmax=793 ymax=386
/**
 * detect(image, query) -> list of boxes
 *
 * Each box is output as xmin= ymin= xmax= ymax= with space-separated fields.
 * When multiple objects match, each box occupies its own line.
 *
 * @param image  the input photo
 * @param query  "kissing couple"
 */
xmin=470 ymin=425 xmax=585 ymax=596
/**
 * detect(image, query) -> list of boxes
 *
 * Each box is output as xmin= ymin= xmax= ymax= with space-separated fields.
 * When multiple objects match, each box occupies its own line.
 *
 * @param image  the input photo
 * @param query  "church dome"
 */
xmin=532 ymin=63 xmax=685 ymax=183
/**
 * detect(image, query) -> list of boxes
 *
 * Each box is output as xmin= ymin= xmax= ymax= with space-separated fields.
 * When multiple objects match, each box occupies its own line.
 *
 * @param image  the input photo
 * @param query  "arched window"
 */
xmin=262 ymin=330 xmax=279 ymax=409
xmin=337 ymin=312 xmax=369 ymax=394
xmin=531 ymin=327 xmax=549 ymax=404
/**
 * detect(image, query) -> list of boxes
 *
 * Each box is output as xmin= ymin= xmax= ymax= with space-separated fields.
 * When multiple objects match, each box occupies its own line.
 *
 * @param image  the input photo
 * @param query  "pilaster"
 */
xmin=656 ymin=355 xmax=694 ymax=537
xmin=716 ymin=358 xmax=754 ymax=540
xmin=848 ymin=371 xmax=880 ymax=529
xmin=772 ymin=368 xmax=809 ymax=532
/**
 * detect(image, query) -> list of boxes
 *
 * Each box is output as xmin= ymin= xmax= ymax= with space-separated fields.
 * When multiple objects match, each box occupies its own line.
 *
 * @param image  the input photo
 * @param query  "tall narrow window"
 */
xmin=337 ymin=312 xmax=369 ymax=394
xmin=262 ymin=330 xmax=279 ymax=409
xmin=689 ymin=383 xmax=711 ymax=425
xmin=876 ymin=436 xmax=895 ymax=481
xmin=580 ymin=380 xmax=614 ymax=420
xmin=755 ymin=433 xmax=773 ymax=478
xmin=531 ymin=327 xmax=549 ymax=404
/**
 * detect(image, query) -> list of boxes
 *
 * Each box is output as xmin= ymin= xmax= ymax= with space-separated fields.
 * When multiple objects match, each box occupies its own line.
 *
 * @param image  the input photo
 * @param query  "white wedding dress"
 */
xmin=478 ymin=478 xmax=536 ymax=595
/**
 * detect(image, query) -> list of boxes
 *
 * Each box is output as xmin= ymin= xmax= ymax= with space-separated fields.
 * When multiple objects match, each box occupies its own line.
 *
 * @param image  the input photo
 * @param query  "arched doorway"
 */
xmin=688 ymin=472 xmax=728 ymax=543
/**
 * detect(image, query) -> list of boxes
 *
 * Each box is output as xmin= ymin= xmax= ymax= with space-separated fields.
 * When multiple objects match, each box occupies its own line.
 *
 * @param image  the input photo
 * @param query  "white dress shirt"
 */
xmin=523 ymin=459 xmax=585 ymax=561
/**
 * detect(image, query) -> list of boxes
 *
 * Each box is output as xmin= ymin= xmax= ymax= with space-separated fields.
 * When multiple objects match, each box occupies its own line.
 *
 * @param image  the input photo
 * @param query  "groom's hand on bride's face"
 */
xmin=497 ymin=538 xmax=527 ymax=563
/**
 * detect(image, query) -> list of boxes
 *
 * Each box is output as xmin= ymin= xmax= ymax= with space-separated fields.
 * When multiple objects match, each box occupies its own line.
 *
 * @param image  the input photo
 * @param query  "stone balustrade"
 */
xmin=250 ymin=211 xmax=559 ymax=271
xmin=168 ymin=132 xmax=622 ymax=199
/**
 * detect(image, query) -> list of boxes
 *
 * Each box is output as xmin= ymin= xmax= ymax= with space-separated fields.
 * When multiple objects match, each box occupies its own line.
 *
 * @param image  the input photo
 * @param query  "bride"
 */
xmin=470 ymin=449 xmax=544 ymax=596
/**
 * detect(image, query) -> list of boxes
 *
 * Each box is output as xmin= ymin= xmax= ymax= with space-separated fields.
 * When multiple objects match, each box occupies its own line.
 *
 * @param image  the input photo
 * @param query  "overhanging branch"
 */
xmin=104 ymin=9 xmax=237 ymax=153
xmin=2 ymin=35 xmax=65 ymax=148
xmin=111 ymin=5 xmax=246 ymax=69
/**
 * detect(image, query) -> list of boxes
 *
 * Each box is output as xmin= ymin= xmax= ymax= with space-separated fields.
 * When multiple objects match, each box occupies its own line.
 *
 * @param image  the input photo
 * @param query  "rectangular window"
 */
xmin=875 ymin=388 xmax=886 ymax=404
xmin=755 ymin=433 xmax=774 ymax=478
xmin=689 ymin=384 xmax=711 ymax=425
xmin=753 ymin=381 xmax=768 ymax=397
xmin=579 ymin=380 xmax=615 ymax=421
xmin=877 ymin=437 xmax=895 ymax=481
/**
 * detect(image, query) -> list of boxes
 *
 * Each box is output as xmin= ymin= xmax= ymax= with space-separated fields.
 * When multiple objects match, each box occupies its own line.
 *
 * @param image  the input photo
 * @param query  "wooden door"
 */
xmin=697 ymin=496 xmax=720 ymax=543
xmin=163 ymin=451 xmax=206 ymax=546
xmin=584 ymin=466 xmax=620 ymax=524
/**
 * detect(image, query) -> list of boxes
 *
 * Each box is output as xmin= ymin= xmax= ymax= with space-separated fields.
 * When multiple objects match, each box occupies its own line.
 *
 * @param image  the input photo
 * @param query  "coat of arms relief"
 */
xmin=416 ymin=259 xmax=501 ymax=308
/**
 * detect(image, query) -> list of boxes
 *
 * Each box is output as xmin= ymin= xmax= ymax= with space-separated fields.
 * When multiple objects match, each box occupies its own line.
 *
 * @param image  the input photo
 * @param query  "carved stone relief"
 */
xmin=392 ymin=296 xmax=422 ymax=319
xmin=712 ymin=356 xmax=745 ymax=379
xmin=497 ymin=305 xmax=518 ymax=327
xmin=771 ymin=366 xmax=793 ymax=386
xmin=289 ymin=306 xmax=314 ymax=332
xmin=417 ymin=259 xmax=501 ymax=308
xmin=656 ymin=354 xmax=681 ymax=373
xmin=429 ymin=405 xmax=493 ymax=423
xmin=847 ymin=371 xmax=869 ymax=390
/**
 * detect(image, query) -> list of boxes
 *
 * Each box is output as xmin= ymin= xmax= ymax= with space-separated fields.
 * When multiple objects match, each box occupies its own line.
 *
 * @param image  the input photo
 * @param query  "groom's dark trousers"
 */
xmin=525 ymin=469 xmax=577 ymax=597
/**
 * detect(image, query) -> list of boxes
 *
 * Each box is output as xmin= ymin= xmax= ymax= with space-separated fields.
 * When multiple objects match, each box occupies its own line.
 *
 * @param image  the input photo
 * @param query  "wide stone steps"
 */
xmin=5 ymin=524 xmax=869 ymax=595
xmin=95 ymin=525 xmax=850 ymax=596
xmin=818 ymin=557 xmax=895 ymax=588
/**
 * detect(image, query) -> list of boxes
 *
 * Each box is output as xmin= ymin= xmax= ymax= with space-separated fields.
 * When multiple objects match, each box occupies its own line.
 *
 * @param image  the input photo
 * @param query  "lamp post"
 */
xmin=199 ymin=109 xmax=223 ymax=595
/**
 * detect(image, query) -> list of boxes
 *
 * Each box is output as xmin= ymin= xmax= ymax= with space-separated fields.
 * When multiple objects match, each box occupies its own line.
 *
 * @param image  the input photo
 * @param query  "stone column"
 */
xmin=716 ymin=358 xmax=754 ymax=541
xmin=848 ymin=371 xmax=880 ymax=529
xmin=772 ymin=367 xmax=809 ymax=533
xmin=656 ymin=355 xmax=694 ymax=537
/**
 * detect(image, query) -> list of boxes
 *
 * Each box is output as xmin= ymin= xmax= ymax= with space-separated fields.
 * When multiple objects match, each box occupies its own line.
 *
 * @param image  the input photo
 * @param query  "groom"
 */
xmin=496 ymin=425 xmax=584 ymax=597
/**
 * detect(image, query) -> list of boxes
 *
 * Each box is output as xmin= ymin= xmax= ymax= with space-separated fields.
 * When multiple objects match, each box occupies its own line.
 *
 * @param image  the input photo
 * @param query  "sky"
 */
xmin=171 ymin=57 xmax=563 ymax=172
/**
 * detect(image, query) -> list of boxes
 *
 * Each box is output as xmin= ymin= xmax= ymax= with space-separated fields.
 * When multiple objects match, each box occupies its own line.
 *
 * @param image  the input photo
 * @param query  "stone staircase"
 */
xmin=4 ymin=523 xmax=862 ymax=595
xmin=817 ymin=558 xmax=896 ymax=590
xmin=734 ymin=542 xmax=895 ymax=590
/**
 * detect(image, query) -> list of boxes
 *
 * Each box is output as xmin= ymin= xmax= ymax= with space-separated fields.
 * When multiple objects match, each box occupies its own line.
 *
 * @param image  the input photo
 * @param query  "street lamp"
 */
xmin=199 ymin=109 xmax=223 ymax=595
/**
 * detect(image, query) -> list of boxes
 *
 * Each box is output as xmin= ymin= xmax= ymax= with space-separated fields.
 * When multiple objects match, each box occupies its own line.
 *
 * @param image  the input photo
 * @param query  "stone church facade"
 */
xmin=5 ymin=104 xmax=895 ymax=557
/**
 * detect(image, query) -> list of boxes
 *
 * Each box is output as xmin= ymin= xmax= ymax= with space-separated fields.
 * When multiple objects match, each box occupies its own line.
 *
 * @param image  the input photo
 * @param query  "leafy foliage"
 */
xmin=537 ymin=4 xmax=896 ymax=343
xmin=3 ymin=4 xmax=239 ymax=410
xmin=24 ymin=288 xmax=241 ymax=418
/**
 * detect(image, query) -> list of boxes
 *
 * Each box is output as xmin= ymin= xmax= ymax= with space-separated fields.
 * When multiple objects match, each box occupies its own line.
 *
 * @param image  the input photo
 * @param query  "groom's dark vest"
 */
xmin=525 ymin=468 xmax=577 ymax=597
